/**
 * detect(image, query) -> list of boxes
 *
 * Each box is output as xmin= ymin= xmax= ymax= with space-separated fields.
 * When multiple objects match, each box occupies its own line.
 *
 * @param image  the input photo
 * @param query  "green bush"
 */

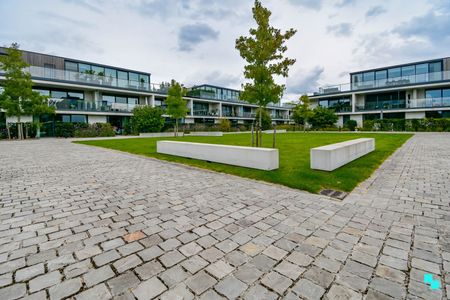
xmin=74 ymin=123 xmax=115 ymax=138
xmin=344 ymin=120 xmax=357 ymax=131
xmin=131 ymin=106 xmax=165 ymax=133
xmin=3 ymin=122 xmax=38 ymax=139
xmin=362 ymin=118 xmax=450 ymax=132
xmin=255 ymin=108 xmax=272 ymax=130
xmin=219 ymin=118 xmax=231 ymax=132
xmin=309 ymin=106 xmax=338 ymax=129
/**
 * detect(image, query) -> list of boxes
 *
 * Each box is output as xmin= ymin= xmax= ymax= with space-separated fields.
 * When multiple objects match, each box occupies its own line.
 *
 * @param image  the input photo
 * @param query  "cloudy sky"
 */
xmin=1 ymin=0 xmax=449 ymax=101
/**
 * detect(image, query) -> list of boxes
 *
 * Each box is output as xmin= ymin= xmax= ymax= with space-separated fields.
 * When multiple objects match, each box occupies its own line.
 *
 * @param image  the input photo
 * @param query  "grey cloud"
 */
xmin=327 ymin=23 xmax=353 ymax=37
xmin=286 ymin=66 xmax=324 ymax=94
xmin=335 ymin=0 xmax=356 ymax=7
xmin=366 ymin=6 xmax=387 ymax=18
xmin=133 ymin=0 xmax=190 ymax=19
xmin=288 ymin=0 xmax=323 ymax=11
xmin=178 ymin=23 xmax=219 ymax=52
xmin=62 ymin=0 xmax=103 ymax=14
xmin=203 ymin=71 xmax=241 ymax=88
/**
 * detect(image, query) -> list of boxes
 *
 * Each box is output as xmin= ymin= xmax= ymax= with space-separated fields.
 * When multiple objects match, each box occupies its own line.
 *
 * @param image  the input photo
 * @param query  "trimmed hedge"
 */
xmin=55 ymin=122 xmax=115 ymax=138
xmin=361 ymin=118 xmax=450 ymax=132
xmin=1 ymin=123 xmax=38 ymax=139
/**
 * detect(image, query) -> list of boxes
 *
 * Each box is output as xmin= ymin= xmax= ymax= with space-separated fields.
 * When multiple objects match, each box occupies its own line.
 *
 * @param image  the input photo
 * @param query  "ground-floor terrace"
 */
xmin=0 ymin=133 xmax=449 ymax=299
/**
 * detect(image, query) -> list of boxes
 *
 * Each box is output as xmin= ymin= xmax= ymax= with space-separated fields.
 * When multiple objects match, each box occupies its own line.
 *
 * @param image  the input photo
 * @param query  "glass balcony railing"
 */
xmin=49 ymin=98 xmax=141 ymax=113
xmin=0 ymin=66 xmax=167 ymax=93
xmin=356 ymin=97 xmax=450 ymax=111
xmin=316 ymin=71 xmax=450 ymax=95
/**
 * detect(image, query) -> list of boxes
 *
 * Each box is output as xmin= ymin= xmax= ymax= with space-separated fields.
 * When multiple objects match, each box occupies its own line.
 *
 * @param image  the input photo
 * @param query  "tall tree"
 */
xmin=236 ymin=0 xmax=296 ymax=147
xmin=0 ymin=43 xmax=54 ymax=139
xmin=166 ymin=79 xmax=188 ymax=137
xmin=292 ymin=94 xmax=312 ymax=131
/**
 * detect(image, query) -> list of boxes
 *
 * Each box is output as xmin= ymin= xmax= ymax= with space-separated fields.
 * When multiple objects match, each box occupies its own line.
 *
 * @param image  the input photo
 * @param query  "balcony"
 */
xmin=0 ymin=66 xmax=167 ymax=93
xmin=356 ymin=97 xmax=450 ymax=111
xmin=49 ymin=99 xmax=140 ymax=113
xmin=192 ymin=110 xmax=220 ymax=117
xmin=316 ymin=71 xmax=450 ymax=95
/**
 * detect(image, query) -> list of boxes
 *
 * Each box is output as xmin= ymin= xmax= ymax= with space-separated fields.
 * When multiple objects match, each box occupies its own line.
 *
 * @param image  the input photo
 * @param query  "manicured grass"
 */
xmin=75 ymin=132 xmax=412 ymax=194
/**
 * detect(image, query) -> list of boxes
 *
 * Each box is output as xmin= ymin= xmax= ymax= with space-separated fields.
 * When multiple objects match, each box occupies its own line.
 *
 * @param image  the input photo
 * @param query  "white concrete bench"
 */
xmin=157 ymin=141 xmax=279 ymax=170
xmin=185 ymin=132 xmax=223 ymax=137
xmin=310 ymin=138 xmax=375 ymax=171
xmin=140 ymin=132 xmax=184 ymax=137
xmin=263 ymin=129 xmax=287 ymax=134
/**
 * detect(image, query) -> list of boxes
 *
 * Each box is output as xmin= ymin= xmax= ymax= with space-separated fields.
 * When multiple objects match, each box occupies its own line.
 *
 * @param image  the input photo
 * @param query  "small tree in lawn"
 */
xmin=292 ymin=94 xmax=312 ymax=131
xmin=130 ymin=106 xmax=165 ymax=134
xmin=236 ymin=0 xmax=296 ymax=147
xmin=0 ymin=43 xmax=54 ymax=139
xmin=309 ymin=106 xmax=338 ymax=130
xmin=166 ymin=79 xmax=188 ymax=137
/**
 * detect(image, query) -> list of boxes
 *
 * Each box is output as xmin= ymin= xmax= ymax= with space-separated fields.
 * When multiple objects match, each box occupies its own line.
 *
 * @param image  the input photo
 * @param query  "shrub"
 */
xmin=219 ymin=118 xmax=231 ymax=132
xmin=131 ymin=106 xmax=165 ymax=133
xmin=308 ymin=106 xmax=338 ymax=129
xmin=362 ymin=118 xmax=450 ymax=132
xmin=74 ymin=123 xmax=115 ymax=138
xmin=255 ymin=108 xmax=272 ymax=130
xmin=344 ymin=120 xmax=357 ymax=131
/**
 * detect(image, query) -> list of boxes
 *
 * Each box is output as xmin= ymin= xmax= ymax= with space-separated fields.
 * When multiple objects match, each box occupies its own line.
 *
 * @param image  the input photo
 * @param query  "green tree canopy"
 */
xmin=0 ymin=43 xmax=54 ymax=138
xmin=236 ymin=0 xmax=296 ymax=146
xmin=292 ymin=94 xmax=312 ymax=126
xmin=256 ymin=108 xmax=272 ymax=130
xmin=131 ymin=106 xmax=165 ymax=133
xmin=309 ymin=106 xmax=338 ymax=129
xmin=166 ymin=79 xmax=188 ymax=136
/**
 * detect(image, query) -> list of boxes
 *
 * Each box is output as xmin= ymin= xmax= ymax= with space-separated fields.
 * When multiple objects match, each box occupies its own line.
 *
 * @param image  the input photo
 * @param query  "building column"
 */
xmin=219 ymin=103 xmax=222 ymax=117
xmin=150 ymin=95 xmax=155 ymax=107
xmin=352 ymin=93 xmax=356 ymax=113
xmin=94 ymin=91 xmax=101 ymax=103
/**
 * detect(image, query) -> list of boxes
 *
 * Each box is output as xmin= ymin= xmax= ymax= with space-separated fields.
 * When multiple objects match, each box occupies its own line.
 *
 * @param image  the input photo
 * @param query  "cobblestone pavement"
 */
xmin=0 ymin=133 xmax=449 ymax=300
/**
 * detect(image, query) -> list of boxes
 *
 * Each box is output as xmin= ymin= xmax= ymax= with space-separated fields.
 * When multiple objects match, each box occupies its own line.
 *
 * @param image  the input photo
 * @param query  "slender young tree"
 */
xmin=166 ymin=79 xmax=188 ymax=137
xmin=236 ymin=0 xmax=296 ymax=147
xmin=0 ymin=43 xmax=54 ymax=139
xmin=292 ymin=94 xmax=312 ymax=131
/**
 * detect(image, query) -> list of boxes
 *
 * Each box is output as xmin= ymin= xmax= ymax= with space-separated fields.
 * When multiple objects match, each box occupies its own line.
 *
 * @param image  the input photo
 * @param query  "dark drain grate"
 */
xmin=320 ymin=189 xmax=348 ymax=200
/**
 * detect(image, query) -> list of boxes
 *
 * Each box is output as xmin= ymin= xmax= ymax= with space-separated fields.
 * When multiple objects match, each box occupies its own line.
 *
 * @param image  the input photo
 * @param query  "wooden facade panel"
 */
xmin=21 ymin=51 xmax=65 ymax=70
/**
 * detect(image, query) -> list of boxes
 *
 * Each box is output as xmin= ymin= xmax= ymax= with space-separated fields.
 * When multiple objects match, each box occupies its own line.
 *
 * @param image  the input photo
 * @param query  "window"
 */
xmin=102 ymin=95 xmax=115 ymax=104
xmin=363 ymin=72 xmax=374 ymax=82
xmin=34 ymin=89 xmax=50 ymax=96
xmin=44 ymin=63 xmax=56 ymax=78
xmin=65 ymin=61 xmax=78 ymax=72
xmin=139 ymin=74 xmax=149 ymax=83
xmin=443 ymin=89 xmax=450 ymax=98
xmin=71 ymin=115 xmax=86 ymax=123
xmin=352 ymin=73 xmax=362 ymax=84
xmin=62 ymin=115 xmax=71 ymax=122
xmin=429 ymin=61 xmax=442 ymax=81
xmin=401 ymin=65 xmax=415 ymax=77
xmin=117 ymin=71 xmax=128 ymax=87
xmin=128 ymin=97 xmax=138 ymax=105
xmin=416 ymin=63 xmax=428 ymax=74
xmin=115 ymin=96 xmax=127 ymax=104
xmin=68 ymin=92 xmax=84 ymax=99
xmin=92 ymin=66 xmax=104 ymax=75
xmin=79 ymin=63 xmax=91 ymax=73
xmin=388 ymin=68 xmax=401 ymax=79
xmin=375 ymin=70 xmax=387 ymax=80
xmin=319 ymin=100 xmax=328 ymax=107
xmin=105 ymin=68 xmax=117 ymax=78
xmin=129 ymin=72 xmax=139 ymax=82
xmin=51 ymin=91 xmax=68 ymax=99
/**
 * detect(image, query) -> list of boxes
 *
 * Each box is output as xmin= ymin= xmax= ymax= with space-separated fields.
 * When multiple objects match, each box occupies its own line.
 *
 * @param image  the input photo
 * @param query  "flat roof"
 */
xmin=349 ymin=57 xmax=448 ymax=75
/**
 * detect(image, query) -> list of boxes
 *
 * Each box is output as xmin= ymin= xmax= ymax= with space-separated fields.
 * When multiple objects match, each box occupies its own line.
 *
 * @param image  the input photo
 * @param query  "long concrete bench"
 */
xmin=185 ymin=132 xmax=223 ymax=137
xmin=310 ymin=138 xmax=375 ymax=171
xmin=157 ymin=141 xmax=279 ymax=170
xmin=140 ymin=132 xmax=184 ymax=137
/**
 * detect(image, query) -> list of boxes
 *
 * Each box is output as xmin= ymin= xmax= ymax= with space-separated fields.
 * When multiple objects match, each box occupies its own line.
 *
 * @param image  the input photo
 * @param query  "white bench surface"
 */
xmin=313 ymin=138 xmax=374 ymax=151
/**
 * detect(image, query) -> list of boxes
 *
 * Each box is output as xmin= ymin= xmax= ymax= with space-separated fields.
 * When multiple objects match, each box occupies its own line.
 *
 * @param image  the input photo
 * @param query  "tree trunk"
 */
xmin=175 ymin=119 xmax=178 ymax=137
xmin=255 ymin=122 xmax=259 ymax=147
xmin=25 ymin=124 xmax=29 ymax=139
xmin=272 ymin=124 xmax=276 ymax=148
xmin=251 ymin=124 xmax=254 ymax=147
xmin=36 ymin=123 xmax=41 ymax=139
xmin=6 ymin=125 xmax=11 ymax=140
xmin=259 ymin=106 xmax=262 ymax=147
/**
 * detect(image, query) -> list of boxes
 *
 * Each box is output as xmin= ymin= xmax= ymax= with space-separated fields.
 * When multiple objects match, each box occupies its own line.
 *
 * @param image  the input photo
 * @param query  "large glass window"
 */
xmin=92 ymin=66 xmax=104 ymax=75
xmin=71 ymin=115 xmax=86 ymax=123
xmin=117 ymin=71 xmax=128 ymax=87
xmin=128 ymin=97 xmax=138 ymax=105
xmin=65 ymin=61 xmax=78 ymax=72
xmin=51 ymin=91 xmax=68 ymax=99
xmin=62 ymin=115 xmax=71 ymax=122
xmin=429 ymin=61 xmax=442 ymax=81
xmin=105 ymin=68 xmax=117 ymax=78
xmin=375 ymin=70 xmax=387 ymax=80
xmin=34 ymin=89 xmax=50 ymax=96
xmin=363 ymin=72 xmax=375 ymax=82
xmin=115 ymin=96 xmax=127 ymax=104
xmin=401 ymin=65 xmax=415 ymax=77
xmin=388 ymin=68 xmax=401 ymax=79
xmin=79 ymin=63 xmax=91 ymax=73
xmin=416 ymin=63 xmax=428 ymax=74
xmin=68 ymin=92 xmax=84 ymax=99
xmin=129 ymin=72 xmax=139 ymax=82
xmin=352 ymin=73 xmax=362 ymax=84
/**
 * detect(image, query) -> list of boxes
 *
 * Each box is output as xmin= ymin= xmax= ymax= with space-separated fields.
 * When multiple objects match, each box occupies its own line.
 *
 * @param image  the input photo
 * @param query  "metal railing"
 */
xmin=49 ymin=98 xmax=140 ymax=113
xmin=356 ymin=97 xmax=450 ymax=111
xmin=316 ymin=71 xmax=450 ymax=95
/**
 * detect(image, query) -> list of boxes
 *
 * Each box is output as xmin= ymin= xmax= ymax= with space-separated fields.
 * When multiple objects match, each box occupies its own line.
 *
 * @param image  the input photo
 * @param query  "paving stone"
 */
xmin=22 ymin=291 xmax=47 ymax=300
xmin=262 ymin=245 xmax=288 ymax=260
xmin=113 ymin=254 xmax=142 ymax=273
xmin=181 ymin=255 xmax=209 ymax=274
xmin=135 ymin=260 xmax=165 ymax=280
xmin=179 ymin=242 xmax=203 ymax=257
xmin=249 ymin=254 xmax=276 ymax=272
xmin=375 ymin=264 xmax=405 ymax=283
xmin=200 ymin=247 xmax=224 ymax=263
xmin=160 ymin=265 xmax=189 ymax=287
xmin=234 ymin=264 xmax=263 ymax=284
xmin=160 ymin=250 xmax=186 ymax=267
xmin=303 ymin=266 xmax=335 ymax=289
xmin=411 ymin=257 xmax=441 ymax=274
xmin=29 ymin=271 xmax=62 ymax=293
xmin=335 ymin=271 xmax=369 ymax=292
xmin=325 ymin=284 xmax=362 ymax=300
xmin=132 ymin=276 xmax=167 ymax=299
xmin=15 ymin=263 xmax=44 ymax=282
xmin=0 ymin=283 xmax=27 ymax=300
xmin=160 ymin=283 xmax=194 ymax=300
xmin=48 ymin=278 xmax=82 ymax=300
xmin=75 ymin=246 xmax=102 ymax=260
xmin=215 ymin=239 xmax=239 ymax=253
xmin=370 ymin=276 xmax=406 ymax=299
xmin=379 ymin=255 xmax=408 ymax=271
xmin=83 ymin=265 xmax=115 ymax=287
xmin=225 ymin=251 xmax=248 ymax=267
xmin=107 ymin=272 xmax=140 ymax=296
xmin=240 ymin=243 xmax=265 ymax=256
xmin=93 ymin=249 xmax=121 ymax=266
xmin=261 ymin=271 xmax=292 ymax=295
xmin=206 ymin=260 xmax=234 ymax=279
xmin=286 ymin=251 xmax=313 ymax=266
xmin=292 ymin=278 xmax=325 ymax=300
xmin=313 ymin=255 xmax=342 ymax=273
xmin=137 ymin=245 xmax=164 ymax=261
xmin=186 ymin=271 xmax=217 ymax=295
xmin=341 ymin=260 xmax=373 ymax=280
xmin=243 ymin=284 xmax=277 ymax=300
xmin=215 ymin=276 xmax=247 ymax=299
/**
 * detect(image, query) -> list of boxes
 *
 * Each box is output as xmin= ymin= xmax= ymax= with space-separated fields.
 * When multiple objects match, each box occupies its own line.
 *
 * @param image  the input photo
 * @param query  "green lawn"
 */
xmin=75 ymin=132 xmax=412 ymax=194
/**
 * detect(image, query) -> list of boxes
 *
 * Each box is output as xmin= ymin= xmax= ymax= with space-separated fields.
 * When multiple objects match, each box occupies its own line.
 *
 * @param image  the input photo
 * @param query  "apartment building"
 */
xmin=0 ymin=48 xmax=293 ymax=136
xmin=309 ymin=58 xmax=450 ymax=127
